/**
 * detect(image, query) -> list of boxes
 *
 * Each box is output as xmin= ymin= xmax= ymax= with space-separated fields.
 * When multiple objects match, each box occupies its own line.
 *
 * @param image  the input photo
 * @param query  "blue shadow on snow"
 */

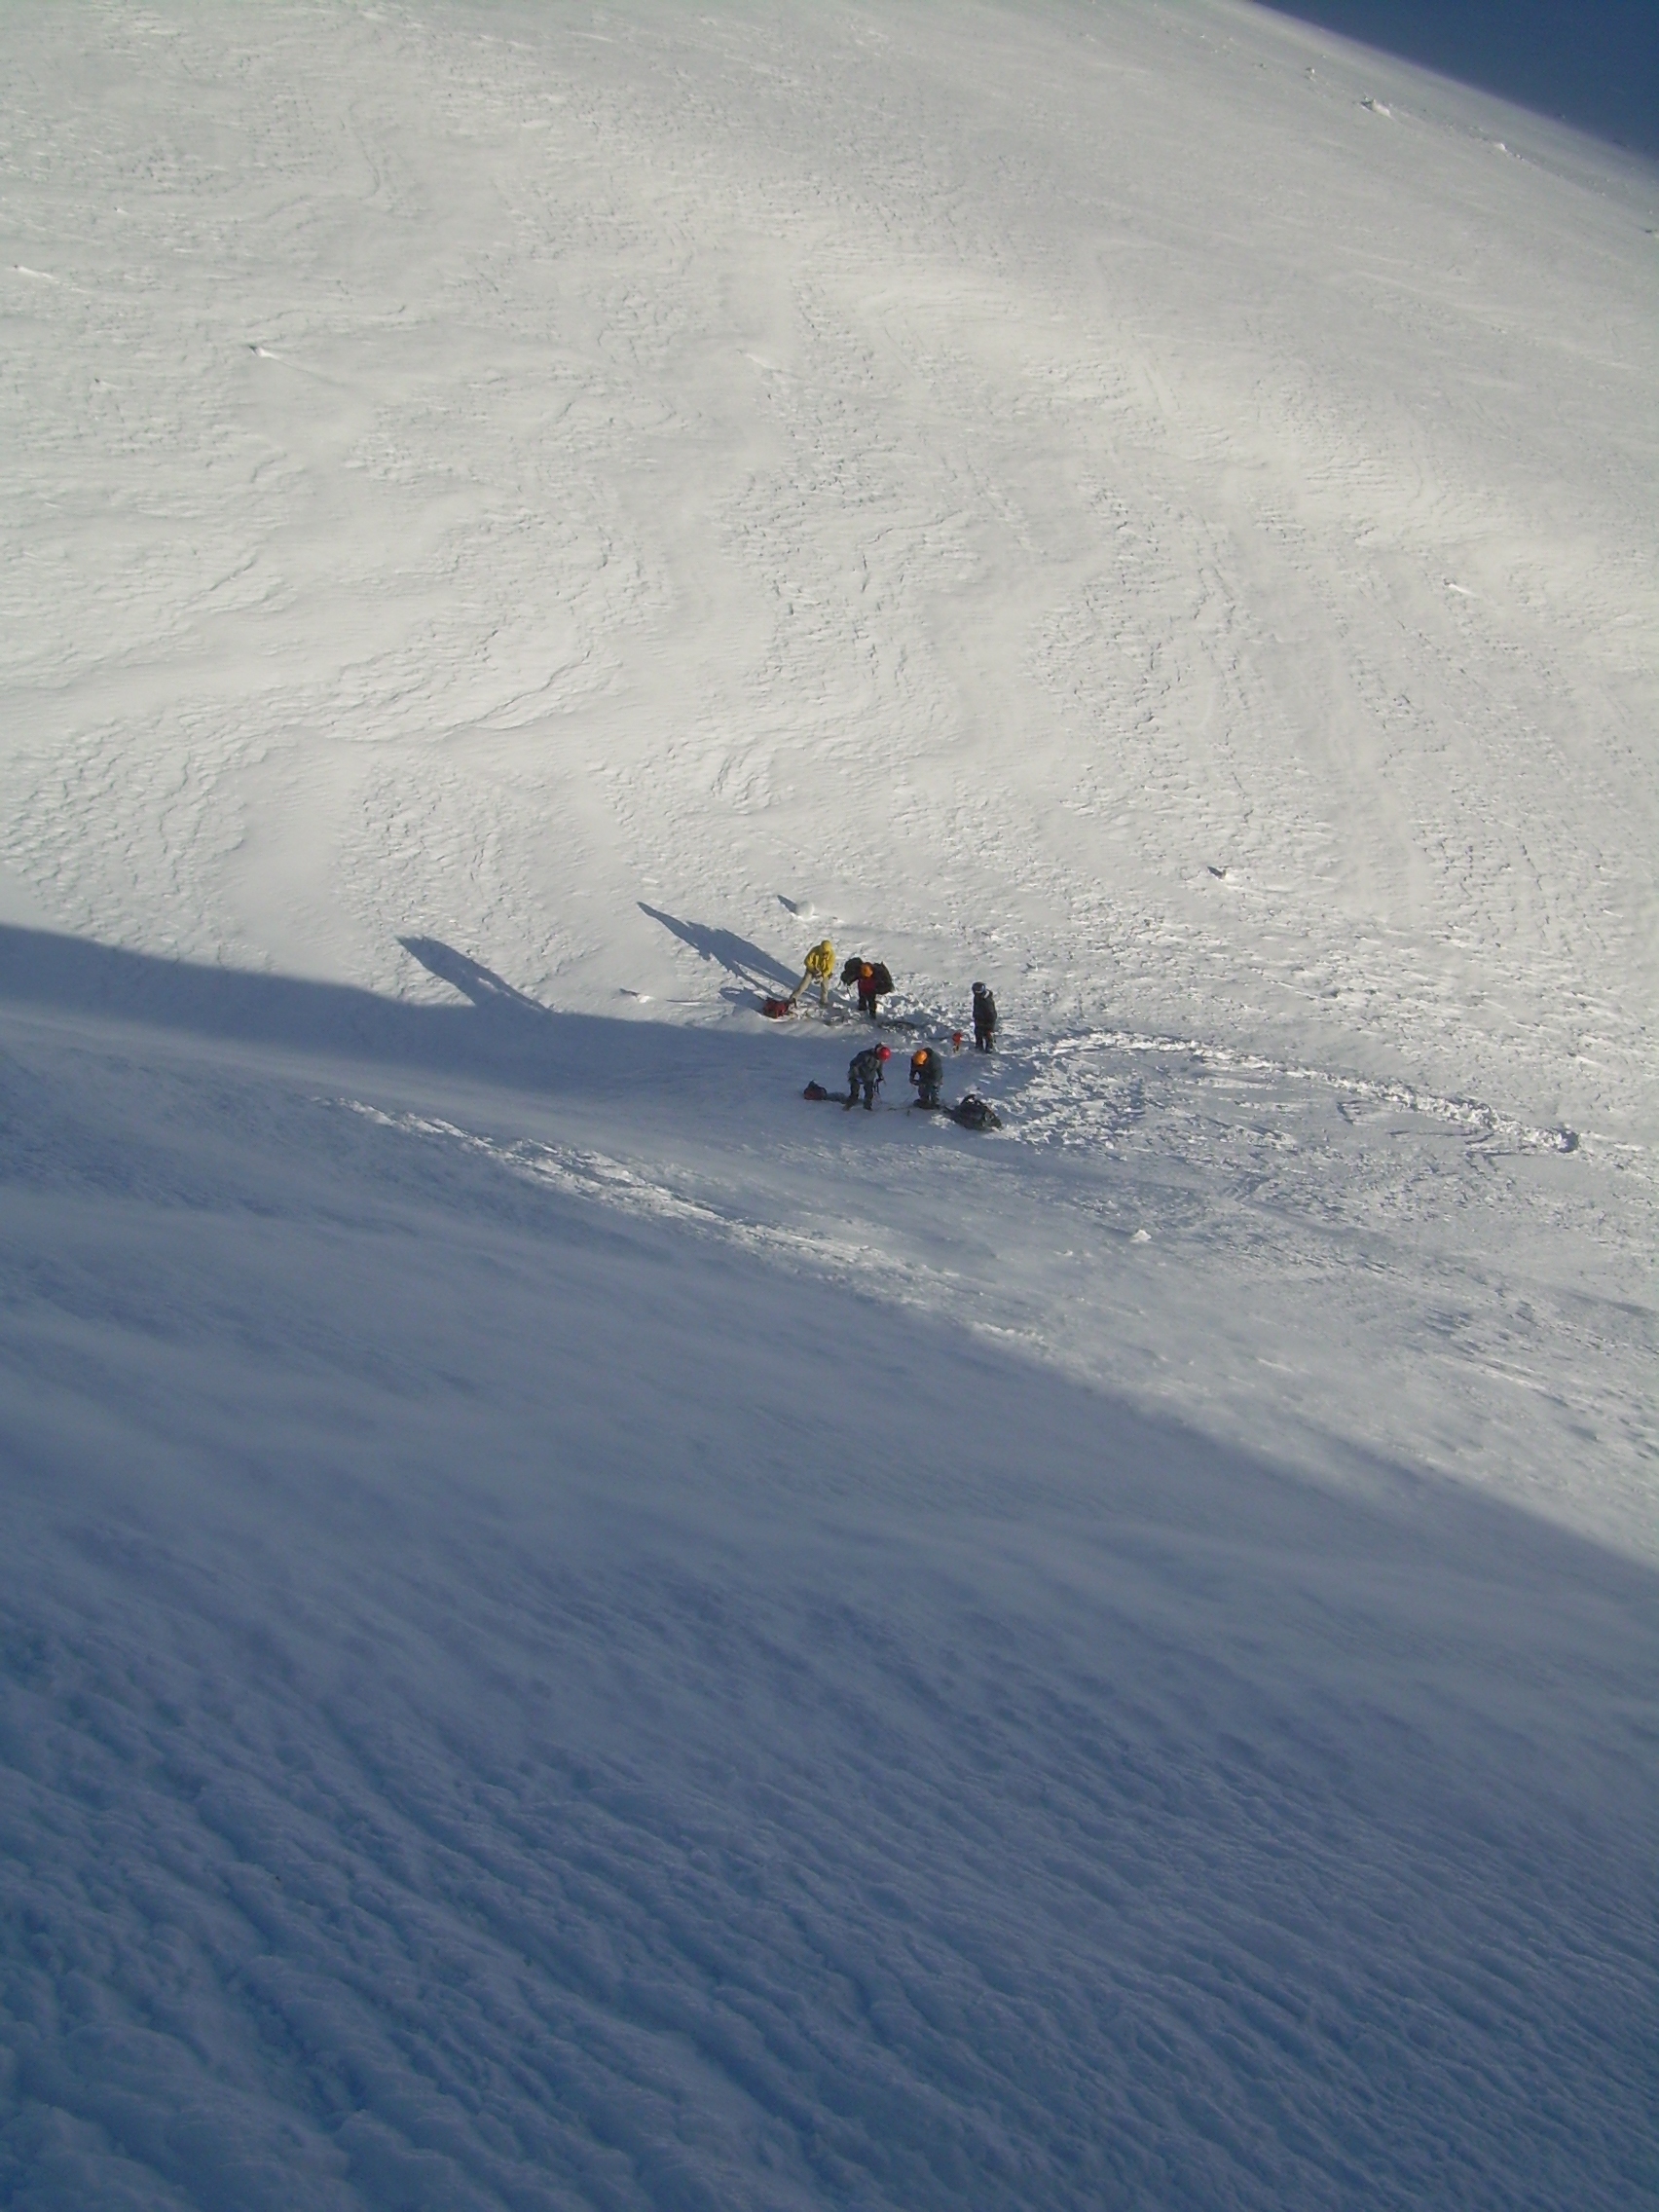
xmin=0 ymin=923 xmax=751 ymax=1099
xmin=1 ymin=919 xmax=1656 ymax=2210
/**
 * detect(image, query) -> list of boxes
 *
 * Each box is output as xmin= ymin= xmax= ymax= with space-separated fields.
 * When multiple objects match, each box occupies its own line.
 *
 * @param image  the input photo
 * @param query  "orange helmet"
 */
xmin=861 ymin=962 xmax=873 ymax=977
xmin=911 ymin=1049 xmax=927 ymax=1065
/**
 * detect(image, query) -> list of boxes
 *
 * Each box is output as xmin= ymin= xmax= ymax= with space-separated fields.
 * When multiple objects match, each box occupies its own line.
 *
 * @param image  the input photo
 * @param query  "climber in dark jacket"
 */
xmin=972 ymin=981 xmax=998 ymax=1051
xmin=908 ymin=1047 xmax=944 ymax=1108
xmin=843 ymin=956 xmax=895 ymax=1018
xmin=846 ymin=1042 xmax=891 ymax=1110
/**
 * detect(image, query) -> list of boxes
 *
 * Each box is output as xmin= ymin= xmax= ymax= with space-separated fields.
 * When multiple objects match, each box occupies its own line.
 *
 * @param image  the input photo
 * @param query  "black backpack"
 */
xmin=953 ymin=1093 xmax=1001 ymax=1131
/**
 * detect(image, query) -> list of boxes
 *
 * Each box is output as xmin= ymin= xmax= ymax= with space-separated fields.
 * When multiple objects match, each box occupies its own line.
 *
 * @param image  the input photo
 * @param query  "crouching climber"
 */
xmin=908 ymin=1046 xmax=945 ymax=1109
xmin=846 ymin=1042 xmax=891 ymax=1110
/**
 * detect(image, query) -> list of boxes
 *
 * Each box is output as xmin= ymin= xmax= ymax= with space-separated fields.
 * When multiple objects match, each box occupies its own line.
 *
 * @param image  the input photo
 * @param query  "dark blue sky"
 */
xmin=1251 ymin=1 xmax=1659 ymax=160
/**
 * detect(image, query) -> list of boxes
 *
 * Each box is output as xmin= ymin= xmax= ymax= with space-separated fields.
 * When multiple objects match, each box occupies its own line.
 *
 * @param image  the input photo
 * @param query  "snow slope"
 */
xmin=1 ymin=4 xmax=1656 ymax=2208
xmin=4 ymin=966 xmax=1655 ymax=2211
xmin=4 ymin=0 xmax=1655 ymax=1135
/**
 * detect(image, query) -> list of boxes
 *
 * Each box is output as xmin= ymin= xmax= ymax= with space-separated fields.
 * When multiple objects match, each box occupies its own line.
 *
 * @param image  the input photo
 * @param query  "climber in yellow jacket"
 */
xmin=797 ymin=938 xmax=835 ymax=1009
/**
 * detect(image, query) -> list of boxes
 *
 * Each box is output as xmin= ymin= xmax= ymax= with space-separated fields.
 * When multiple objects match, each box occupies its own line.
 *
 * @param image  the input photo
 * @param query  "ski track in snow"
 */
xmin=1 ymin=1 xmax=1656 ymax=2206
xmin=318 ymin=994 xmax=1654 ymax=1553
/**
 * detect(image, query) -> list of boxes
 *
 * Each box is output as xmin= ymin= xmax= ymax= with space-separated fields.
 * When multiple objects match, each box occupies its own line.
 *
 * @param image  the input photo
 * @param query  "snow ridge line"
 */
xmin=1036 ymin=1030 xmax=1581 ymax=1154
xmin=328 ymin=1099 xmax=1022 ymax=1332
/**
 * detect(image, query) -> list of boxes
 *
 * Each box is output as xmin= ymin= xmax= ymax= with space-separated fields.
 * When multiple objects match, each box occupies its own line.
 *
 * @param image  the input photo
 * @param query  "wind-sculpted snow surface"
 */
xmin=1 ymin=0 xmax=1657 ymax=2205
xmin=2 ymin=0 xmax=1655 ymax=1136
xmin=1 ymin=993 xmax=1655 ymax=2211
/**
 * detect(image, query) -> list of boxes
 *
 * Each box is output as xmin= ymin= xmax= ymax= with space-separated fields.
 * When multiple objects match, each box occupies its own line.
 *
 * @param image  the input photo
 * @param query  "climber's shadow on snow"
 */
xmin=0 ymin=922 xmax=750 ymax=1099
xmin=398 ymin=937 xmax=550 ymax=1022
xmin=638 ymin=903 xmax=797 ymax=1002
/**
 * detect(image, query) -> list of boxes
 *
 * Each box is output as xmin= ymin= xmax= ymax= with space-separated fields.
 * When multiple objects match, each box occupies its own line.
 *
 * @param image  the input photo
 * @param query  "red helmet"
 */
xmin=877 ymin=1045 xmax=892 ymax=1060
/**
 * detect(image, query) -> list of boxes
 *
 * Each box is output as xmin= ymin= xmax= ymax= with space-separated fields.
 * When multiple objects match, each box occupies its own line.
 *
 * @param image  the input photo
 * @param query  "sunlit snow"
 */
xmin=2 ymin=5 xmax=1655 ymax=2208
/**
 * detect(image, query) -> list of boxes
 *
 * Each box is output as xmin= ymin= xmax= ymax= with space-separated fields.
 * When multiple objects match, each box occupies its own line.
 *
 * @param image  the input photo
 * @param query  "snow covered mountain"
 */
xmin=2 ymin=6 xmax=1654 ymax=2207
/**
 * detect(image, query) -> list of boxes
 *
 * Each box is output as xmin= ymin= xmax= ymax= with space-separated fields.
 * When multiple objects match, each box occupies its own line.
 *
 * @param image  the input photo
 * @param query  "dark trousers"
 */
xmin=974 ymin=1024 xmax=994 ymax=1051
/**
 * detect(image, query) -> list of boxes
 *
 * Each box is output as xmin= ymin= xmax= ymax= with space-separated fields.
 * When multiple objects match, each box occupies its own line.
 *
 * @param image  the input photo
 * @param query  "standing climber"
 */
xmin=845 ymin=1041 xmax=891 ymax=1110
xmin=799 ymin=938 xmax=835 ymax=1009
xmin=972 ymin=981 xmax=999 ymax=1052
xmin=908 ymin=1046 xmax=944 ymax=1108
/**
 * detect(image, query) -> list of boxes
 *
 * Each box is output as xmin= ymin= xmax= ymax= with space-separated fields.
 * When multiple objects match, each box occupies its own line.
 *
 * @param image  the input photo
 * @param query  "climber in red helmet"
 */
xmin=845 ymin=1042 xmax=892 ymax=1111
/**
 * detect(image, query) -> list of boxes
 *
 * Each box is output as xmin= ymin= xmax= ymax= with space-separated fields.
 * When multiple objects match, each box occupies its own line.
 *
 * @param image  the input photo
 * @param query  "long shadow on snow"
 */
xmin=0 ymin=923 xmax=760 ymax=1101
xmin=397 ymin=935 xmax=549 ymax=1016
xmin=1251 ymin=0 xmax=1659 ymax=160
xmin=638 ymin=902 xmax=799 ymax=995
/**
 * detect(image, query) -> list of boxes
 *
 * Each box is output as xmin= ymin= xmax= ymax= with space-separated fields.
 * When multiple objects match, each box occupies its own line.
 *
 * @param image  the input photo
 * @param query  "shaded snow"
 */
xmin=3 ymin=986 xmax=1655 ymax=2210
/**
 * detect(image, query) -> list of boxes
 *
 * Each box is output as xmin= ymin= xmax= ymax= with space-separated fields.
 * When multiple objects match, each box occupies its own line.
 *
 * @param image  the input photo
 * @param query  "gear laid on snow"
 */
xmin=845 ymin=1042 xmax=891 ymax=1110
xmin=908 ymin=1046 xmax=944 ymax=1108
xmin=972 ymin=981 xmax=999 ymax=1052
xmin=948 ymin=1092 xmax=1001 ymax=1131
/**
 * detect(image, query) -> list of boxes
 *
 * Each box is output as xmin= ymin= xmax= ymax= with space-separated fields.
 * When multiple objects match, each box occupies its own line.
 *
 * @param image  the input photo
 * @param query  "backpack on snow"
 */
xmin=952 ymin=1093 xmax=1001 ymax=1131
